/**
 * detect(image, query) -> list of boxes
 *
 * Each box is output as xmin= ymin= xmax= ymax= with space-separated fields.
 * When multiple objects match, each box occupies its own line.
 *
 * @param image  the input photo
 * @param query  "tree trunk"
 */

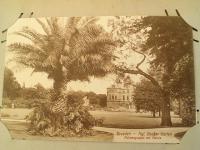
xmin=178 ymin=98 xmax=181 ymax=116
xmin=52 ymin=65 xmax=65 ymax=101
xmin=118 ymin=65 xmax=173 ymax=126
xmin=158 ymin=107 xmax=161 ymax=117
xmin=161 ymin=91 xmax=172 ymax=126
xmin=152 ymin=109 xmax=156 ymax=118
xmin=53 ymin=78 xmax=64 ymax=100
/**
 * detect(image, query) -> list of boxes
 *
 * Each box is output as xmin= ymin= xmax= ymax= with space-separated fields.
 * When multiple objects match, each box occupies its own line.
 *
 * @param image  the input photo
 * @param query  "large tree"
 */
xmin=111 ymin=16 xmax=194 ymax=126
xmin=8 ymin=17 xmax=116 ymax=136
xmin=170 ymin=49 xmax=195 ymax=126
xmin=9 ymin=17 xmax=115 ymax=100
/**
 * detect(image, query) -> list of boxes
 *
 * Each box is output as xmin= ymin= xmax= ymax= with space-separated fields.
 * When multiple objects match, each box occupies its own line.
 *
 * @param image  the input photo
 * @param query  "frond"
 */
xmin=9 ymin=17 xmax=116 ymax=82
xmin=14 ymin=27 xmax=48 ymax=48
xmin=78 ymin=17 xmax=99 ymax=28
xmin=36 ymin=18 xmax=51 ymax=35
xmin=9 ymin=43 xmax=47 ymax=57
xmin=68 ymin=24 xmax=115 ymax=57
xmin=47 ymin=17 xmax=61 ymax=35
xmin=65 ymin=17 xmax=82 ymax=28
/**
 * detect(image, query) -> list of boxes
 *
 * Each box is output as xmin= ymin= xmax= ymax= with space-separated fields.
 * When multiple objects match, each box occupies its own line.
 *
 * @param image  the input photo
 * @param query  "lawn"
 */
xmin=1 ymin=108 xmax=183 ymax=129
xmin=0 ymin=108 xmax=184 ymax=141
xmin=90 ymin=110 xmax=183 ymax=129
xmin=1 ymin=120 xmax=113 ymax=141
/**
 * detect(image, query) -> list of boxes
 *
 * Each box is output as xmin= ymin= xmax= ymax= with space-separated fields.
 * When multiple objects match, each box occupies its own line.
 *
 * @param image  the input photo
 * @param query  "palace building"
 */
xmin=107 ymin=76 xmax=135 ymax=109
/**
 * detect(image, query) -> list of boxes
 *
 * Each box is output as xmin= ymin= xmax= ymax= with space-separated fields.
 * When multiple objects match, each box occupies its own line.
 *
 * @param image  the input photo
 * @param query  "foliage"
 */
xmin=170 ymin=55 xmax=195 ymax=126
xmin=180 ymin=95 xmax=196 ymax=126
xmin=8 ymin=17 xmax=114 ymax=136
xmin=3 ymin=67 xmax=21 ymax=99
xmin=141 ymin=17 xmax=195 ymax=125
xmin=97 ymin=94 xmax=107 ymax=107
xmin=65 ymin=91 xmax=107 ymax=107
xmin=26 ymin=92 xmax=103 ymax=137
xmin=85 ymin=92 xmax=106 ymax=107
xmin=134 ymin=78 xmax=162 ymax=117
xmin=9 ymin=17 xmax=116 ymax=98
xmin=110 ymin=16 xmax=195 ymax=126
xmin=3 ymin=82 xmax=51 ymax=108
xmin=22 ymin=87 xmax=48 ymax=100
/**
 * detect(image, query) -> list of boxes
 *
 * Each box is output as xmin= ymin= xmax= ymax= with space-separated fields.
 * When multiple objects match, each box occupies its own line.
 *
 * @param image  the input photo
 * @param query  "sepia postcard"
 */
xmin=0 ymin=16 xmax=196 ymax=143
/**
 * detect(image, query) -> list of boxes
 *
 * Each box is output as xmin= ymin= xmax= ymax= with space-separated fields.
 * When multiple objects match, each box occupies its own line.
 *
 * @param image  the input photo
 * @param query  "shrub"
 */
xmin=180 ymin=96 xmax=196 ymax=126
xmin=26 ymin=92 xmax=101 ymax=137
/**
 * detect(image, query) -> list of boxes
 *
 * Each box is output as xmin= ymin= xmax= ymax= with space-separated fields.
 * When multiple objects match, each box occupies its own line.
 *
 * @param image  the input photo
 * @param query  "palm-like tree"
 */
xmin=9 ymin=17 xmax=115 ymax=100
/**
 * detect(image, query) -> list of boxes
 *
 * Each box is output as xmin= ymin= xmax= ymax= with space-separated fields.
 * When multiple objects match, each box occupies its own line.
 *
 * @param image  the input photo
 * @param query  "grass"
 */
xmin=1 ymin=120 xmax=113 ymax=141
xmin=90 ymin=111 xmax=183 ymax=129
xmin=1 ymin=112 xmax=10 ymax=118
xmin=1 ymin=108 xmax=32 ymax=119
xmin=1 ymin=108 xmax=185 ymax=141
xmin=1 ymin=108 xmax=183 ymax=128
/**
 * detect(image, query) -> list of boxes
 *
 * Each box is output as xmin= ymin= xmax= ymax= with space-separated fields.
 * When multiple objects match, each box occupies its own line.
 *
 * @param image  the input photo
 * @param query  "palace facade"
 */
xmin=107 ymin=76 xmax=135 ymax=109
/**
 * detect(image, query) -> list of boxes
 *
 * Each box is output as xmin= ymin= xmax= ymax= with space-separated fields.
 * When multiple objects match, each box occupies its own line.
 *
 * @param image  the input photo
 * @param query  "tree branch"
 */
xmin=128 ymin=41 xmax=146 ymax=69
xmin=117 ymin=66 xmax=162 ymax=90
xmin=137 ymin=68 xmax=162 ymax=89
xmin=116 ymin=43 xmax=162 ymax=91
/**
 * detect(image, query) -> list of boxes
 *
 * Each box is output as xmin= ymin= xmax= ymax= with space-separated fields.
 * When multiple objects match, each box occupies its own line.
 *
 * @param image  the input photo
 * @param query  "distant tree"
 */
xmin=3 ymin=67 xmax=21 ymax=99
xmin=67 ymin=91 xmax=107 ymax=107
xmin=34 ymin=83 xmax=45 ymax=91
xmin=22 ymin=88 xmax=41 ymax=100
xmin=134 ymin=78 xmax=162 ymax=117
xmin=33 ymin=83 xmax=49 ymax=99
xmin=97 ymin=94 xmax=107 ymax=107
xmin=86 ymin=92 xmax=99 ymax=105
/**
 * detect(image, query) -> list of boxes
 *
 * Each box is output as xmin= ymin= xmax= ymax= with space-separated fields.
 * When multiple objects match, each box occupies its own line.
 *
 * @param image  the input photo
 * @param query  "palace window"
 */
xmin=123 ymin=95 xmax=125 ymax=101
xmin=112 ymin=95 xmax=115 ymax=100
xmin=109 ymin=94 xmax=112 ymax=100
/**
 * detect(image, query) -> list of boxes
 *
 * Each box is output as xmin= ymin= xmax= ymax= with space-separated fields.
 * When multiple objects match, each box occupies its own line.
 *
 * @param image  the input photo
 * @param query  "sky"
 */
xmin=5 ymin=17 xmax=148 ymax=94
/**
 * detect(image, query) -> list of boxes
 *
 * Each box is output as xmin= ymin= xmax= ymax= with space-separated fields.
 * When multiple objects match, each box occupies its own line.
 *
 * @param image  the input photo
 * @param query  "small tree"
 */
xmin=134 ymin=78 xmax=162 ymax=117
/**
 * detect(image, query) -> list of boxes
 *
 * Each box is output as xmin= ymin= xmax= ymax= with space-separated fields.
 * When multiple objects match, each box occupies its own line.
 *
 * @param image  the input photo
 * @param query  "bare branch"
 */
xmin=128 ymin=40 xmax=146 ymax=69
xmin=134 ymin=49 xmax=146 ymax=69
xmin=116 ymin=41 xmax=162 ymax=91
xmin=117 ymin=65 xmax=162 ymax=90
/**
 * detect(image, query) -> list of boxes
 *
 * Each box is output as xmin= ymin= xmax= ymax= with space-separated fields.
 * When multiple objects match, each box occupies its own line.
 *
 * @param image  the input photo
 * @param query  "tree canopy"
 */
xmin=9 ymin=17 xmax=116 ymax=98
xmin=134 ymin=78 xmax=162 ymax=117
xmin=111 ymin=16 xmax=195 ymax=126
